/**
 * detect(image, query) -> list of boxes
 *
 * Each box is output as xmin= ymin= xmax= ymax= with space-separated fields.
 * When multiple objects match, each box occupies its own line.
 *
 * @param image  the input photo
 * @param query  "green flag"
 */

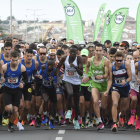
xmin=93 ymin=3 xmax=106 ymax=41
xmin=61 ymin=0 xmax=84 ymax=44
xmin=110 ymin=8 xmax=129 ymax=43
xmin=136 ymin=3 xmax=140 ymax=43
xmin=101 ymin=10 xmax=112 ymax=44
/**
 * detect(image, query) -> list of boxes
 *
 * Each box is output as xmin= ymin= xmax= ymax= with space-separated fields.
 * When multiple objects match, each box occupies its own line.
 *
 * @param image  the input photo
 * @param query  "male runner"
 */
xmin=18 ymin=49 xmax=39 ymax=130
xmin=2 ymin=51 xmax=28 ymax=132
xmin=104 ymin=51 xmax=132 ymax=132
xmin=56 ymin=45 xmax=83 ymax=129
xmin=36 ymin=58 xmax=57 ymax=129
xmin=83 ymin=43 xmax=109 ymax=130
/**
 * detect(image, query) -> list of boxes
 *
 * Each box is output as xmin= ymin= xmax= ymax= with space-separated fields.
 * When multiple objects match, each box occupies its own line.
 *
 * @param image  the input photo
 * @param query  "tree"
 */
xmin=7 ymin=16 xmax=15 ymax=20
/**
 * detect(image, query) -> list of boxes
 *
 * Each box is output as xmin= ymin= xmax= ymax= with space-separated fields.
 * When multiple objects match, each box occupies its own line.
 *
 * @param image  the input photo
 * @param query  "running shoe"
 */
xmin=128 ymin=115 xmax=135 ymax=126
xmin=111 ymin=123 xmax=117 ymax=132
xmin=135 ymin=118 xmax=140 ymax=130
xmin=14 ymin=116 xmax=18 ymax=125
xmin=88 ymin=119 xmax=93 ymax=127
xmin=105 ymin=120 xmax=113 ymax=128
xmin=118 ymin=116 xmax=124 ymax=128
xmin=97 ymin=122 xmax=104 ymax=130
xmin=35 ymin=118 xmax=41 ymax=127
xmin=65 ymin=110 xmax=72 ymax=119
xmin=59 ymin=118 xmax=65 ymax=125
xmin=8 ymin=126 xmax=15 ymax=132
xmin=74 ymin=119 xmax=80 ymax=130
xmin=78 ymin=118 xmax=82 ymax=126
xmin=81 ymin=119 xmax=87 ymax=128
xmin=49 ymin=119 xmax=55 ymax=129
xmin=17 ymin=122 xmax=24 ymax=131
xmin=2 ymin=118 xmax=9 ymax=126
xmin=42 ymin=117 xmax=48 ymax=125
xmin=30 ymin=118 xmax=35 ymax=126
xmin=54 ymin=116 xmax=59 ymax=124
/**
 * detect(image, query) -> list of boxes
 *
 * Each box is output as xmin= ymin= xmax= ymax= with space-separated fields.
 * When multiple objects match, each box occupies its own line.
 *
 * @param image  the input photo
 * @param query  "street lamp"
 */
xmin=25 ymin=15 xmax=27 ymax=43
xmin=10 ymin=0 xmax=12 ymax=34
xmin=26 ymin=8 xmax=43 ymax=41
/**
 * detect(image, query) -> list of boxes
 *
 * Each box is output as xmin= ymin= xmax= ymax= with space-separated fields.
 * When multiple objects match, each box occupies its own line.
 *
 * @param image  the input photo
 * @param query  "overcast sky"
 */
xmin=0 ymin=0 xmax=139 ymax=21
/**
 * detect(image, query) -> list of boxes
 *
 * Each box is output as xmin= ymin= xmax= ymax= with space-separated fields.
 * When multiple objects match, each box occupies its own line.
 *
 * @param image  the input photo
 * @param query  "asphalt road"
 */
xmin=0 ymin=124 xmax=139 ymax=140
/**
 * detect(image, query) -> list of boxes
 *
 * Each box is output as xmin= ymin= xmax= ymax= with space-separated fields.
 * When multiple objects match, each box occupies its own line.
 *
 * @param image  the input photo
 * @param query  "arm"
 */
xmin=103 ymin=58 xmax=109 ymax=79
xmin=85 ymin=58 xmax=91 ymax=75
xmin=42 ymin=27 xmax=52 ymax=43
xmin=21 ymin=64 xmax=28 ymax=84
xmin=0 ymin=60 xmax=4 ymax=66
xmin=135 ymin=62 xmax=140 ymax=84
xmin=50 ymin=29 xmax=58 ymax=42
xmin=125 ymin=61 xmax=132 ymax=83
xmin=74 ymin=56 xmax=83 ymax=76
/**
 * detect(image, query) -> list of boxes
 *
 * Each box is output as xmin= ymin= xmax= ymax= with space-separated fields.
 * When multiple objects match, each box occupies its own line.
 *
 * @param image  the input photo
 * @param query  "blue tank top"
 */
xmin=5 ymin=62 xmax=21 ymax=88
xmin=42 ymin=66 xmax=55 ymax=88
xmin=112 ymin=62 xmax=129 ymax=87
xmin=22 ymin=59 xmax=35 ymax=83
xmin=1 ymin=54 xmax=11 ymax=64
xmin=37 ymin=55 xmax=49 ymax=70
xmin=138 ymin=61 xmax=140 ymax=72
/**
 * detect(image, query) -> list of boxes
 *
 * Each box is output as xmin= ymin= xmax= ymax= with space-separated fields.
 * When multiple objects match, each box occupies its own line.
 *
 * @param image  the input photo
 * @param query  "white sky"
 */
xmin=0 ymin=0 xmax=139 ymax=21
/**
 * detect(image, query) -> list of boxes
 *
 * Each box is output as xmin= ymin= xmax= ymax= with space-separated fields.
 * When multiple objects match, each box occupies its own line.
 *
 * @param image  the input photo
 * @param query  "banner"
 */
xmin=61 ymin=0 xmax=84 ymax=44
xmin=93 ymin=3 xmax=106 ymax=41
xmin=101 ymin=10 xmax=112 ymax=44
xmin=136 ymin=3 xmax=140 ymax=43
xmin=110 ymin=8 xmax=129 ymax=43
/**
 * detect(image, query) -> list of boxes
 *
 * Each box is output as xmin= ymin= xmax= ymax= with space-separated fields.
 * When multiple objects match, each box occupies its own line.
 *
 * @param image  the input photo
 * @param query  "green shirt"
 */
xmin=81 ymin=65 xmax=91 ymax=87
xmin=90 ymin=56 xmax=107 ymax=83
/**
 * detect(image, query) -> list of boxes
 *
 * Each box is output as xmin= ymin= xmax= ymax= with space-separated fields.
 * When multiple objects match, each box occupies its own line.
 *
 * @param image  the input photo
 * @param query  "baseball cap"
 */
xmin=132 ymin=42 xmax=138 ymax=46
xmin=113 ymin=42 xmax=119 ymax=46
xmin=48 ymin=49 xmax=57 ymax=54
xmin=0 ymin=43 xmax=4 ymax=48
xmin=80 ymin=49 xmax=89 ymax=56
xmin=37 ymin=43 xmax=44 ymax=48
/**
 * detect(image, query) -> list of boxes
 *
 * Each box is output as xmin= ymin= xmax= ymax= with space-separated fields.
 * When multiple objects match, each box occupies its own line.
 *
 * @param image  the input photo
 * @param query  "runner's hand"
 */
xmin=19 ymin=82 xmax=24 ymax=88
xmin=49 ymin=76 xmax=54 ymax=82
xmin=56 ymin=80 xmax=60 ymax=87
xmin=104 ymin=91 xmax=109 ymax=96
xmin=60 ymin=74 xmax=64 ymax=79
xmin=137 ymin=78 xmax=140 ymax=85
xmin=82 ymin=77 xmax=89 ymax=83
xmin=35 ymin=75 xmax=42 ymax=79
xmin=1 ymin=76 xmax=5 ymax=83
xmin=70 ymin=63 xmax=76 ymax=68
xmin=95 ymin=75 xmax=103 ymax=80
xmin=121 ymin=80 xmax=126 ymax=86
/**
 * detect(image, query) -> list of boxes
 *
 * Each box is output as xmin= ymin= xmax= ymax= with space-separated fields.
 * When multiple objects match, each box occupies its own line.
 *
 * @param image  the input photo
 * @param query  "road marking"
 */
xmin=58 ymin=130 xmax=65 ymax=134
xmin=55 ymin=137 xmax=63 ymax=140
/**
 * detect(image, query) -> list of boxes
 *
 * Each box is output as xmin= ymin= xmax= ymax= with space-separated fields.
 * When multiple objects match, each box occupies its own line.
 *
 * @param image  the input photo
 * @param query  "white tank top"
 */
xmin=130 ymin=60 xmax=140 ymax=92
xmin=63 ymin=56 xmax=81 ymax=85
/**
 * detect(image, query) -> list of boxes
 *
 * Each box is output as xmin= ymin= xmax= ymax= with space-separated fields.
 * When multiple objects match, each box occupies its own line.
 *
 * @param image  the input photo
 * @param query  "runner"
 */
xmin=18 ymin=49 xmax=39 ymax=130
xmin=104 ymin=51 xmax=132 ymax=132
xmin=2 ymin=51 xmax=28 ymax=132
xmin=56 ymin=45 xmax=83 ymax=129
xmin=79 ymin=49 xmax=92 ymax=128
xmin=36 ymin=58 xmax=57 ymax=129
xmin=84 ymin=43 xmax=109 ymax=130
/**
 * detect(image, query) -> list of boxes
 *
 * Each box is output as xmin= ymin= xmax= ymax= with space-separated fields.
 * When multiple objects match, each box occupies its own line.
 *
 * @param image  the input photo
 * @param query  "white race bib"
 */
xmin=66 ymin=69 xmax=77 ymax=77
xmin=131 ymin=81 xmax=139 ymax=88
xmin=8 ymin=77 xmax=18 ymax=84
xmin=115 ymin=77 xmax=126 ymax=85
xmin=43 ymin=79 xmax=52 ymax=86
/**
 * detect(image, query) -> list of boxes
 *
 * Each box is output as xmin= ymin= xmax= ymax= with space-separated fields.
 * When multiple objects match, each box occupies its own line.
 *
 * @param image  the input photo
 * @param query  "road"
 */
xmin=0 ymin=124 xmax=139 ymax=140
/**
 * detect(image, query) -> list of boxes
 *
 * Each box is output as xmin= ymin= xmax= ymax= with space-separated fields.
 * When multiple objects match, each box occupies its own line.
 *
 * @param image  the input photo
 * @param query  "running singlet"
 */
xmin=90 ymin=56 xmax=107 ymax=83
xmin=1 ymin=54 xmax=10 ymax=64
xmin=5 ymin=62 xmax=21 ymax=88
xmin=37 ymin=55 xmax=49 ymax=70
xmin=112 ymin=62 xmax=129 ymax=87
xmin=21 ymin=59 xmax=35 ymax=83
xmin=42 ymin=66 xmax=55 ymax=88
xmin=63 ymin=56 xmax=81 ymax=85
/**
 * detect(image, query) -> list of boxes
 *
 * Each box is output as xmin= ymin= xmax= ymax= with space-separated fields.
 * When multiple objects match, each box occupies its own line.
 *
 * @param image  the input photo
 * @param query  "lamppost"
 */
xmin=26 ymin=9 xmax=43 ymax=41
xmin=10 ymin=0 xmax=12 ymax=34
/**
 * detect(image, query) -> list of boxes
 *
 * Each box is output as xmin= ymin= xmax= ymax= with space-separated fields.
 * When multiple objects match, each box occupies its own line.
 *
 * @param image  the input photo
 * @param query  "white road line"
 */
xmin=55 ymin=137 xmax=63 ymax=140
xmin=58 ymin=130 xmax=65 ymax=134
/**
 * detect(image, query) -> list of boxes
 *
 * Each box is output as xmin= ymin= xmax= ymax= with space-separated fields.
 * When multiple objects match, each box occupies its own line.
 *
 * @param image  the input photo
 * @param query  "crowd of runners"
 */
xmin=0 ymin=26 xmax=140 ymax=133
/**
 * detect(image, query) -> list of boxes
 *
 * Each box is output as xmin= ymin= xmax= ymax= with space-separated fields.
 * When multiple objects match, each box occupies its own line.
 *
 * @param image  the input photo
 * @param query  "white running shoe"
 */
xmin=17 ymin=122 xmax=24 ymax=131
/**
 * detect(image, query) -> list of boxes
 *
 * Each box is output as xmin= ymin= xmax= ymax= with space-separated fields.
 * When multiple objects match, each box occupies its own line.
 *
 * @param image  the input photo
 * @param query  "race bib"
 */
xmin=91 ymin=75 xmax=104 ymax=82
xmin=28 ymin=76 xmax=31 ymax=82
xmin=131 ymin=81 xmax=139 ymax=88
xmin=43 ymin=79 xmax=52 ymax=86
xmin=8 ymin=77 xmax=18 ymax=84
xmin=66 ymin=69 xmax=77 ymax=77
xmin=115 ymin=77 xmax=126 ymax=85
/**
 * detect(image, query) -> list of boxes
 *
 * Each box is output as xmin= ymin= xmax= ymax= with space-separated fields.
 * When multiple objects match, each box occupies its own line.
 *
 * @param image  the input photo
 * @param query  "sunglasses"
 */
xmin=40 ymin=53 xmax=46 ymax=56
xmin=116 ymin=60 xmax=123 ymax=62
xmin=120 ymin=43 xmax=126 ymax=47
xmin=137 ymin=48 xmax=140 ymax=50
xmin=21 ymin=46 xmax=25 ymax=48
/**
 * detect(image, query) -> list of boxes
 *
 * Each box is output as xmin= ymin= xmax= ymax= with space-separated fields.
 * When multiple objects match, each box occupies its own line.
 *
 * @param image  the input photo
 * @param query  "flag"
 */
xmin=93 ymin=3 xmax=106 ymax=41
xmin=136 ymin=3 xmax=140 ymax=43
